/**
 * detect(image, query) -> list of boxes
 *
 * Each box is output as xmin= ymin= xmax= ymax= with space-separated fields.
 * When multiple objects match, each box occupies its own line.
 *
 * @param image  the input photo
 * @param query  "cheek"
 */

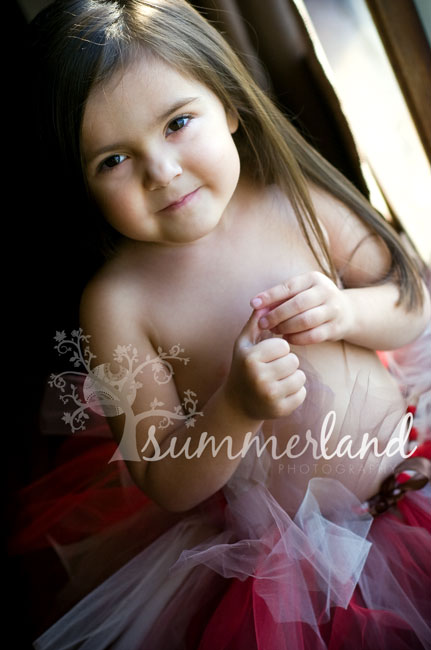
xmin=219 ymin=139 xmax=241 ymax=190
xmin=93 ymin=190 xmax=119 ymax=220
xmin=92 ymin=182 xmax=130 ymax=212
xmin=90 ymin=185 xmax=137 ymax=232
xmin=198 ymin=135 xmax=240 ymax=186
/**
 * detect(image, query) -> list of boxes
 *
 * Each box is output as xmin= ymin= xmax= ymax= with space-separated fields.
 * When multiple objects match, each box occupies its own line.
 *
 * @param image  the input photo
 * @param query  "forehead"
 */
xmin=82 ymin=55 xmax=214 ymax=141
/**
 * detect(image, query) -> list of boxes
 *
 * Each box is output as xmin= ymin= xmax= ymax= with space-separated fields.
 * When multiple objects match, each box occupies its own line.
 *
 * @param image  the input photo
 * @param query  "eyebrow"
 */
xmin=86 ymin=96 xmax=199 ymax=163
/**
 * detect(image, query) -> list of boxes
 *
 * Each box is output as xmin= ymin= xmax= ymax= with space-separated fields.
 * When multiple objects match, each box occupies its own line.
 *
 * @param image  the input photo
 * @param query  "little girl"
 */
xmin=11 ymin=0 xmax=431 ymax=648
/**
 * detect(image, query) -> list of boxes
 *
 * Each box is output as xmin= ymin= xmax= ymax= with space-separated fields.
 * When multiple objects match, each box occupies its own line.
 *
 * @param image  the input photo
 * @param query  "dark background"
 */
xmin=5 ymin=0 xmax=403 ymax=647
xmin=7 ymin=3 xmax=98 ymax=647
xmin=6 ymin=1 xmax=368 ymax=646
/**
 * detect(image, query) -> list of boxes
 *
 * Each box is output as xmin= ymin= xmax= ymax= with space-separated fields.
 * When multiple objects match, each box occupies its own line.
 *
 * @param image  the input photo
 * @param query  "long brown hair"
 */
xmin=29 ymin=0 xmax=424 ymax=309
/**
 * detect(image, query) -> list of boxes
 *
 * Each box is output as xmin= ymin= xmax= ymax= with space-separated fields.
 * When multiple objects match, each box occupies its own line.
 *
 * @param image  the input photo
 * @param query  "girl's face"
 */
xmin=81 ymin=55 xmax=240 ymax=246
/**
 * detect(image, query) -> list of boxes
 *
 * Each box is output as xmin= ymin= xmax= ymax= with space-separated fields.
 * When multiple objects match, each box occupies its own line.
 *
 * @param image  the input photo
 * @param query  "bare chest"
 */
xmin=144 ymin=223 xmax=319 ymax=405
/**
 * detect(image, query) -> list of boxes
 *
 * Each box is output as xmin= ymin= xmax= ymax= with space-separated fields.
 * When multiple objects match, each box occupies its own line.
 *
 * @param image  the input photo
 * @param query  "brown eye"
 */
xmin=102 ymin=154 xmax=127 ymax=170
xmin=166 ymin=115 xmax=191 ymax=135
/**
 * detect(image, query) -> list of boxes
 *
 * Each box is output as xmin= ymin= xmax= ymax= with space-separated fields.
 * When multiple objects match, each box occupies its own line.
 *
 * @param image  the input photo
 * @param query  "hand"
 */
xmin=250 ymin=271 xmax=352 ymax=345
xmin=224 ymin=309 xmax=307 ymax=420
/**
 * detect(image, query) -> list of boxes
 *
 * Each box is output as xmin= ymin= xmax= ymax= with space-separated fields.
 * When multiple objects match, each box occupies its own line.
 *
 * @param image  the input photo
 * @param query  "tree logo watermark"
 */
xmin=49 ymin=329 xmax=203 ymax=462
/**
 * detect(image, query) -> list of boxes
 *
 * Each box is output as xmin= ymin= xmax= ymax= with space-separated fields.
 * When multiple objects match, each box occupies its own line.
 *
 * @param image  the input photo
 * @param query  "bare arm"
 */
xmin=80 ymin=277 xmax=305 ymax=512
xmin=342 ymin=282 xmax=430 ymax=349
xmin=251 ymin=184 xmax=430 ymax=350
xmin=144 ymin=383 xmax=260 ymax=512
xmin=312 ymin=183 xmax=430 ymax=349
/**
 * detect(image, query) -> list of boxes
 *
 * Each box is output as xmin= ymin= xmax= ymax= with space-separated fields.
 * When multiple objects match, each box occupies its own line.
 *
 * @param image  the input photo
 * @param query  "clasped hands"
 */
xmin=226 ymin=271 xmax=354 ymax=420
xmin=250 ymin=271 xmax=352 ymax=346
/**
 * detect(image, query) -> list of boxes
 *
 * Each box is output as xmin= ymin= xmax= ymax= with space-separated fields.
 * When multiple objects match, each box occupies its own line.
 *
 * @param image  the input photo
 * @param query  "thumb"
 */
xmin=237 ymin=308 xmax=268 ymax=349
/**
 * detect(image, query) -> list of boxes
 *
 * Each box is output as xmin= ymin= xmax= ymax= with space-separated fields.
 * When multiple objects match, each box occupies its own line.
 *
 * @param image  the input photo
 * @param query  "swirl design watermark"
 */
xmin=49 ymin=329 xmax=203 ymax=462
xmin=49 ymin=330 xmax=416 ymax=463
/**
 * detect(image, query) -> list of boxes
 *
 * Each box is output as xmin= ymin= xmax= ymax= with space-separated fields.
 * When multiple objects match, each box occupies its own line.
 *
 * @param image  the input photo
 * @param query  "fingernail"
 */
xmin=259 ymin=317 xmax=269 ymax=328
xmin=251 ymin=297 xmax=262 ymax=308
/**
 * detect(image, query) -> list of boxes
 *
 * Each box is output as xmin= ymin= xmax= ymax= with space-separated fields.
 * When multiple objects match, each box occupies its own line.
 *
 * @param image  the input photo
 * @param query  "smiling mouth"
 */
xmin=159 ymin=187 xmax=200 ymax=212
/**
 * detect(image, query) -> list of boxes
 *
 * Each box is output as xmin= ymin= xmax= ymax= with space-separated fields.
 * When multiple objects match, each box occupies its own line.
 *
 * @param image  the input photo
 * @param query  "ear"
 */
xmin=227 ymin=109 xmax=239 ymax=134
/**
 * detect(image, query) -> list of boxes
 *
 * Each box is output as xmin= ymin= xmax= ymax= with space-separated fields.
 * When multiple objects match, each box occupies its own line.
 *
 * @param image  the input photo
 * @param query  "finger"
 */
xmin=258 ymin=372 xmax=306 ymax=416
xmin=262 ymin=352 xmax=300 ymax=380
xmin=286 ymin=323 xmax=331 ymax=346
xmin=278 ymin=385 xmax=307 ymax=414
xmin=250 ymin=336 xmax=291 ymax=363
xmin=277 ymin=368 xmax=307 ymax=397
xmin=259 ymin=287 xmax=324 ymax=330
xmin=237 ymin=308 xmax=268 ymax=349
xmin=274 ymin=305 xmax=329 ymax=335
xmin=250 ymin=272 xmax=319 ymax=311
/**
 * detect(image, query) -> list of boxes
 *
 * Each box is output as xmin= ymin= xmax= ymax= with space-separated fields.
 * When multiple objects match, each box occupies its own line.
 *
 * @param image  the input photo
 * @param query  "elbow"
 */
xmin=143 ymin=464 xmax=203 ymax=513
xmin=151 ymin=477 xmax=208 ymax=512
xmin=150 ymin=490 xmax=201 ymax=514
xmin=159 ymin=498 xmax=198 ymax=513
xmin=135 ymin=479 xmax=196 ymax=513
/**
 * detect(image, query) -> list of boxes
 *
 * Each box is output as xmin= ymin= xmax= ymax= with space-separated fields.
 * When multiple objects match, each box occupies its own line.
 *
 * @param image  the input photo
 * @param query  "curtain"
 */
xmin=192 ymin=0 xmax=369 ymax=196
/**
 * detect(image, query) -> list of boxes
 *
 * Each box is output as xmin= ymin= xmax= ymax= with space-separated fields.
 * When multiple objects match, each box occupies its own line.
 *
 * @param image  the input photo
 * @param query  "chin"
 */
xmin=168 ymin=217 xmax=223 ymax=244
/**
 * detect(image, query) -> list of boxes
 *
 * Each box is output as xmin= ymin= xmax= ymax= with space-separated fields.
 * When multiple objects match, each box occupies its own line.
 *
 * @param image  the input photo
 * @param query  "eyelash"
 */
xmin=98 ymin=114 xmax=193 ymax=173
xmin=166 ymin=114 xmax=193 ymax=135
xmin=99 ymin=153 xmax=127 ymax=172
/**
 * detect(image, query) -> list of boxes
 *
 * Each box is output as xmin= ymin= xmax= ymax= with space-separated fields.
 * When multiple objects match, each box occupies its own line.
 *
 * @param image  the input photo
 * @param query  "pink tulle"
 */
xmin=8 ymin=324 xmax=431 ymax=650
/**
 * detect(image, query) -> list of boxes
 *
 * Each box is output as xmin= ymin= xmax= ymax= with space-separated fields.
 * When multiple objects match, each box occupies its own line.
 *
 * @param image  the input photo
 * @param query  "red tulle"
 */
xmin=191 ymin=493 xmax=431 ymax=650
xmin=9 ymin=435 xmax=151 ymax=553
xmin=8 ymin=416 xmax=431 ymax=649
xmin=412 ymin=440 xmax=431 ymax=460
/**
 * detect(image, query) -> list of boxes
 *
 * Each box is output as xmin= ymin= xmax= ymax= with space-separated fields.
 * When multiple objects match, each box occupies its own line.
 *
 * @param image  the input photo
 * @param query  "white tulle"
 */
xmin=34 ymin=517 xmax=222 ymax=649
xmin=32 ymin=469 xmax=431 ymax=649
xmin=32 ymin=324 xmax=431 ymax=650
xmin=173 ymin=477 xmax=373 ymax=625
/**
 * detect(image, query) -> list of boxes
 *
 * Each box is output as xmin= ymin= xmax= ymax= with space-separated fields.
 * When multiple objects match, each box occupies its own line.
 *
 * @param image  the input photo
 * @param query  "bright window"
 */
xmin=299 ymin=0 xmax=431 ymax=263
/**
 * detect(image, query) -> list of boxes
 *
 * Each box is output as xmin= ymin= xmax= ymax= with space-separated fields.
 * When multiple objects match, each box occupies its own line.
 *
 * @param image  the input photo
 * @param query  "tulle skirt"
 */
xmin=8 ymin=325 xmax=431 ymax=650
xmin=9 ymin=428 xmax=431 ymax=650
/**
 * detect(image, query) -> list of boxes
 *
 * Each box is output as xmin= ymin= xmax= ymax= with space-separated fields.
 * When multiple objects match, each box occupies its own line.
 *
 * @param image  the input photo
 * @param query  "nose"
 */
xmin=143 ymin=151 xmax=182 ymax=191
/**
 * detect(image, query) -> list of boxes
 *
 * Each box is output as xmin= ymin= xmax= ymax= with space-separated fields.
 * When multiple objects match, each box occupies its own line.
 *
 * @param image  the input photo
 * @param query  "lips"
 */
xmin=159 ymin=187 xmax=200 ymax=212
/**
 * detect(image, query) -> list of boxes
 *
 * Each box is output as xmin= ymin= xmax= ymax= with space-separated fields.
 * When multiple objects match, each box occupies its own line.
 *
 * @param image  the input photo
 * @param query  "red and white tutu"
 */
xmin=8 ymin=325 xmax=431 ymax=650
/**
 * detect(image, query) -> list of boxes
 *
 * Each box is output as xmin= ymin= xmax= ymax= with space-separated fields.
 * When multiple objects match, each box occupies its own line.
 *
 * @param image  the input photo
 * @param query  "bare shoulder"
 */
xmin=79 ymin=259 xmax=184 ymax=500
xmin=79 ymin=258 xmax=153 ymax=360
xmin=82 ymin=270 xmax=126 ymax=330
xmin=307 ymin=180 xmax=392 ymax=286
xmin=307 ymin=179 xmax=373 ymax=242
